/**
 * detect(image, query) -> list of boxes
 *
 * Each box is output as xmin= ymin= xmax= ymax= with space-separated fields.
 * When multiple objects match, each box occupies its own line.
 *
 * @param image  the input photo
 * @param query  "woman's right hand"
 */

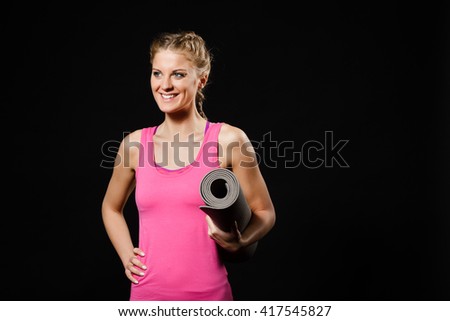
xmin=124 ymin=248 xmax=147 ymax=284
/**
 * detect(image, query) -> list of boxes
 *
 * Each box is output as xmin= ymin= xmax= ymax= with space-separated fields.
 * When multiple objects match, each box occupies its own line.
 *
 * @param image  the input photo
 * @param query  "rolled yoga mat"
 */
xmin=199 ymin=168 xmax=257 ymax=263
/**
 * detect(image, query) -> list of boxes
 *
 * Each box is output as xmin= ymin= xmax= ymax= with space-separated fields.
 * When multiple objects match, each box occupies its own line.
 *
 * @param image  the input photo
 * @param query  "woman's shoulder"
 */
xmin=119 ymin=128 xmax=142 ymax=145
xmin=121 ymin=125 xmax=157 ymax=144
xmin=217 ymin=122 xmax=250 ymax=145
xmin=216 ymin=122 xmax=255 ymax=168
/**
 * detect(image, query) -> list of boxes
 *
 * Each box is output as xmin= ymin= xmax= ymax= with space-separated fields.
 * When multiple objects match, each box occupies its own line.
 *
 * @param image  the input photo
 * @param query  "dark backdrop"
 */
xmin=3 ymin=1 xmax=449 ymax=300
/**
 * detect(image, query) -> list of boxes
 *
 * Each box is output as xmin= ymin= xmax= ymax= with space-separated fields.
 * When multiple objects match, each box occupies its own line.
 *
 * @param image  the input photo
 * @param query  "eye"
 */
xmin=173 ymin=72 xmax=186 ymax=78
xmin=152 ymin=71 xmax=162 ymax=78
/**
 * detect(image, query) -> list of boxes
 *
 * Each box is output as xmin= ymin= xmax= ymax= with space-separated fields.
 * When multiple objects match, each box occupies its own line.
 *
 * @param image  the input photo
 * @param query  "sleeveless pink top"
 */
xmin=130 ymin=122 xmax=233 ymax=301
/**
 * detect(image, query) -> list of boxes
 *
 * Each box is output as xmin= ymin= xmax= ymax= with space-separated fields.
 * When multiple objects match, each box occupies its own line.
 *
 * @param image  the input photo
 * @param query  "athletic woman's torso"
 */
xmin=129 ymin=121 xmax=233 ymax=301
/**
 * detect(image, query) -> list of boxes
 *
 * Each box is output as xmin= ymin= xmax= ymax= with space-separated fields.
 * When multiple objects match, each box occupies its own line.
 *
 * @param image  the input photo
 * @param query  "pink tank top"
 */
xmin=130 ymin=122 xmax=233 ymax=301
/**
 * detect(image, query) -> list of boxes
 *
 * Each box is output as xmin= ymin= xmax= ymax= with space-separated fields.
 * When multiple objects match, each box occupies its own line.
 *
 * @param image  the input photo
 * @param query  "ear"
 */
xmin=198 ymin=74 xmax=208 ymax=89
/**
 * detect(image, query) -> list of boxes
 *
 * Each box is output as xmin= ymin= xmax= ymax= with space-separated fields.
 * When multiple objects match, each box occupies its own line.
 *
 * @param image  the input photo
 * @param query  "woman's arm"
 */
xmin=101 ymin=130 xmax=146 ymax=283
xmin=206 ymin=123 xmax=276 ymax=252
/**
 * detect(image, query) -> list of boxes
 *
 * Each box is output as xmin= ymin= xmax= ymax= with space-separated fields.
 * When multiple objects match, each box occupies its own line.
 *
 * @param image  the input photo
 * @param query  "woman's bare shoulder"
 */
xmin=217 ymin=122 xmax=255 ymax=169
xmin=218 ymin=122 xmax=250 ymax=145
xmin=123 ymin=128 xmax=143 ymax=144
xmin=114 ymin=128 xmax=146 ymax=170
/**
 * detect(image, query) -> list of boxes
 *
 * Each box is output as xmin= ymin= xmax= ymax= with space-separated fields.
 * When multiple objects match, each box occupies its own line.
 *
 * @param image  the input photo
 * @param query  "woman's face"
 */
xmin=151 ymin=49 xmax=203 ymax=115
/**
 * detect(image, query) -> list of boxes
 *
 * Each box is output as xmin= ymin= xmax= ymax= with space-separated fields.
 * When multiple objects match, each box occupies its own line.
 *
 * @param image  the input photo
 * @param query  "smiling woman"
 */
xmin=150 ymin=31 xmax=210 ymax=120
xmin=101 ymin=30 xmax=276 ymax=301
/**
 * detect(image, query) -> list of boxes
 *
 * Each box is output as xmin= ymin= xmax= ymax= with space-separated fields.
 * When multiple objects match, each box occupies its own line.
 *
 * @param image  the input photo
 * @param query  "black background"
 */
xmin=2 ymin=1 xmax=449 ymax=300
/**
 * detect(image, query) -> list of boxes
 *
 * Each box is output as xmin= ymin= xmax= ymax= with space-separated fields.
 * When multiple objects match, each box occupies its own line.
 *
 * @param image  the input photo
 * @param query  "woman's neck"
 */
xmin=159 ymin=111 xmax=207 ymax=139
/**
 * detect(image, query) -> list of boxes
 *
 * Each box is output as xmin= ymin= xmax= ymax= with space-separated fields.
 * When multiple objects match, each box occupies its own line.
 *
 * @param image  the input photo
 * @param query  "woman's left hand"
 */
xmin=205 ymin=215 xmax=243 ymax=253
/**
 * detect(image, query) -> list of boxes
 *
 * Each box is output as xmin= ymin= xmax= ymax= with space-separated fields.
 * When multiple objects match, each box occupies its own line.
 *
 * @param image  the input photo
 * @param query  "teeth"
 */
xmin=162 ymin=94 xmax=174 ymax=99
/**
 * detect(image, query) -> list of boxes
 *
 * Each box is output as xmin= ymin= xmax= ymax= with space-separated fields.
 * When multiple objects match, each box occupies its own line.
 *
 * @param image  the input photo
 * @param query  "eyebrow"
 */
xmin=152 ymin=68 xmax=188 ymax=73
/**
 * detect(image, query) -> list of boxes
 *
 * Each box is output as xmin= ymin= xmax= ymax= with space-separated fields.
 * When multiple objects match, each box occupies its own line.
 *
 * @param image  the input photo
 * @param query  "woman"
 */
xmin=101 ymin=30 xmax=276 ymax=300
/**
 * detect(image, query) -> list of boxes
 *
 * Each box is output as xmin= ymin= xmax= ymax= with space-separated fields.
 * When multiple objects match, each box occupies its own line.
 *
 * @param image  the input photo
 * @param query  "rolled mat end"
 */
xmin=199 ymin=168 xmax=258 ymax=263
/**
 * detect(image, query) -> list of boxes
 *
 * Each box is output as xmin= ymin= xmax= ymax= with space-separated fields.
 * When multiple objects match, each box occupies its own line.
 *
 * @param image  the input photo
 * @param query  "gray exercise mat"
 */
xmin=199 ymin=168 xmax=258 ymax=263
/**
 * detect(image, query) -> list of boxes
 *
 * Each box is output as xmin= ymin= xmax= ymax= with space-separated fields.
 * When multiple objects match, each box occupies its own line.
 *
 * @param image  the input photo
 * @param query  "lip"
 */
xmin=159 ymin=93 xmax=178 ymax=101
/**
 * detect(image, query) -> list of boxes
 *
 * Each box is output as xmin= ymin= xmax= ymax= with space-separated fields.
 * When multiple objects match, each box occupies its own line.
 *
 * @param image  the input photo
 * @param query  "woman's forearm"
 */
xmin=240 ymin=209 xmax=276 ymax=248
xmin=102 ymin=209 xmax=135 ymax=268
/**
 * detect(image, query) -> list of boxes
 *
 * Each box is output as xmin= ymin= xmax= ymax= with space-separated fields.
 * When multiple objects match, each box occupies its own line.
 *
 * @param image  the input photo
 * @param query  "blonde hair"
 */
xmin=150 ymin=31 xmax=212 ymax=119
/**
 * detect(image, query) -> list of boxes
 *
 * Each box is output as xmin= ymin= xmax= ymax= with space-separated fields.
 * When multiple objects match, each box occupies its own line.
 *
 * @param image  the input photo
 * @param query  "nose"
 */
xmin=161 ymin=75 xmax=173 ymax=91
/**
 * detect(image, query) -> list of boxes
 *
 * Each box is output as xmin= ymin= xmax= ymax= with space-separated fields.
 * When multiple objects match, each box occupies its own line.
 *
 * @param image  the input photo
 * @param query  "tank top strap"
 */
xmin=200 ymin=122 xmax=223 ymax=168
xmin=203 ymin=121 xmax=222 ymax=143
xmin=138 ymin=126 xmax=157 ymax=172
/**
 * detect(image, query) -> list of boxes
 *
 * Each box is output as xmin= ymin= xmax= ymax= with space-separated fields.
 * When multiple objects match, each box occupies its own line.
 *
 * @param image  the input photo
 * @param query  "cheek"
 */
xmin=150 ymin=79 xmax=157 ymax=90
